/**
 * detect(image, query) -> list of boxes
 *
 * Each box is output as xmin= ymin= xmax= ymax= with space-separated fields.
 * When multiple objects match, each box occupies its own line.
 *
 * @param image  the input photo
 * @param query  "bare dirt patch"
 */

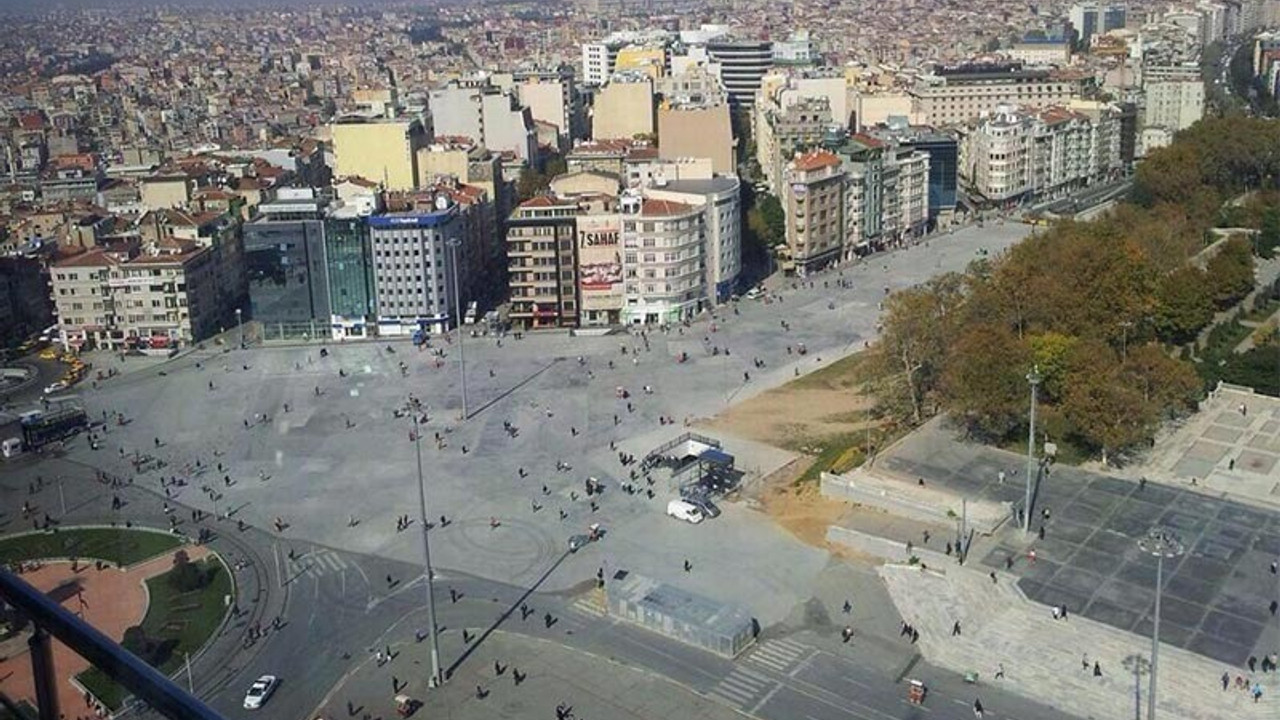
xmin=701 ymin=353 xmax=879 ymax=451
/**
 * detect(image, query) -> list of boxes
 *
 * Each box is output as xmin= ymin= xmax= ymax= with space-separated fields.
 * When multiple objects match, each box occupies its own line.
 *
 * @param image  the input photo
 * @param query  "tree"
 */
xmin=1061 ymin=346 xmax=1153 ymax=465
xmin=168 ymin=550 xmax=205 ymax=592
xmin=1258 ymin=207 xmax=1280 ymax=258
xmin=1027 ymin=331 xmax=1078 ymax=404
xmin=122 ymin=625 xmax=157 ymax=664
xmin=515 ymin=167 xmax=549 ymax=201
xmin=1153 ymin=266 xmax=1214 ymax=343
xmin=875 ymin=274 xmax=965 ymax=423
xmin=758 ymin=195 xmax=786 ymax=245
xmin=940 ymin=324 xmax=1032 ymax=440
xmin=1122 ymin=343 xmax=1201 ymax=411
xmin=1205 ymin=236 xmax=1256 ymax=308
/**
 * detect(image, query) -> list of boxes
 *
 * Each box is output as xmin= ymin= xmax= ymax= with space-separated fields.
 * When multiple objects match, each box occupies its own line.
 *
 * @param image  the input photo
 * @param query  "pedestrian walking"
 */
xmin=989 ymin=571 xmax=998 ymax=584
xmin=1093 ymin=661 xmax=1102 ymax=677
xmin=994 ymin=663 xmax=1005 ymax=680
xmin=1223 ymin=671 xmax=1231 ymax=690
xmin=1081 ymin=654 xmax=1089 ymax=671
xmin=1249 ymin=655 xmax=1257 ymax=672
xmin=841 ymin=625 xmax=853 ymax=643
xmin=842 ymin=599 xmax=852 ymax=614
xmin=683 ymin=559 xmax=692 ymax=572
xmin=973 ymin=699 xmax=984 ymax=718
xmin=952 ymin=621 xmax=962 ymax=636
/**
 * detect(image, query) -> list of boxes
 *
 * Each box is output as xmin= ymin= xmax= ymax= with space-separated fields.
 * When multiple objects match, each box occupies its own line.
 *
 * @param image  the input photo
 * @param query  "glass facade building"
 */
xmin=323 ymin=216 xmax=376 ymax=331
xmin=243 ymin=219 xmax=330 ymax=325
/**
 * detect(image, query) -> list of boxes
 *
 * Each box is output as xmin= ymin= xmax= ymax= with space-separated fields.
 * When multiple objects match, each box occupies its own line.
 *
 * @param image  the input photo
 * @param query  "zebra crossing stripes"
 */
xmin=744 ymin=637 xmax=811 ymax=673
xmin=707 ymin=665 xmax=774 ymax=709
xmin=570 ymin=597 xmax=607 ymax=618
xmin=302 ymin=550 xmax=349 ymax=575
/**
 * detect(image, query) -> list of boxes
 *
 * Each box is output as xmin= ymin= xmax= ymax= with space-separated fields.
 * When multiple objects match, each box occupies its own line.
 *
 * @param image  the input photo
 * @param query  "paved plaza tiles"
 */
xmin=881 ymin=446 xmax=1280 ymax=667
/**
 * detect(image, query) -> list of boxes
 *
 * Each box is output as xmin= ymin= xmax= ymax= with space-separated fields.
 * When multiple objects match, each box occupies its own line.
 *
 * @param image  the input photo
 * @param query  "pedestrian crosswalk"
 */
xmin=744 ymin=637 xmax=812 ymax=673
xmin=570 ymin=596 xmax=607 ymax=618
xmin=706 ymin=664 xmax=776 ymax=710
xmin=301 ymin=550 xmax=349 ymax=575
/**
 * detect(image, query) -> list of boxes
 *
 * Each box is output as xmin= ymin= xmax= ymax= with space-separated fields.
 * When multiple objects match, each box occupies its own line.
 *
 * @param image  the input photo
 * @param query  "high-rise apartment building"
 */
xmin=706 ymin=39 xmax=774 ymax=108
xmin=331 ymin=116 xmax=429 ymax=191
xmin=592 ymin=75 xmax=656 ymax=140
xmin=51 ymin=239 xmax=221 ymax=351
xmin=1069 ymin=3 xmax=1127 ymax=47
xmin=506 ymin=196 xmax=581 ymax=329
xmin=428 ymin=78 xmax=538 ymax=164
xmin=1141 ymin=63 xmax=1204 ymax=155
xmin=783 ymin=150 xmax=844 ymax=275
xmin=657 ymin=94 xmax=735 ymax=175
xmin=644 ymin=177 xmax=742 ymax=303
xmin=619 ymin=193 xmax=707 ymax=325
xmin=368 ymin=201 xmax=470 ymax=337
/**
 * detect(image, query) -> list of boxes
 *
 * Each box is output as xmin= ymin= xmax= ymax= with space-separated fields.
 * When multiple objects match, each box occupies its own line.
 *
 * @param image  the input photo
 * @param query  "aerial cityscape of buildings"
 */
xmin=1 ymin=0 xmax=1274 ymax=345
xmin=3 ymin=3 xmax=1280 ymax=720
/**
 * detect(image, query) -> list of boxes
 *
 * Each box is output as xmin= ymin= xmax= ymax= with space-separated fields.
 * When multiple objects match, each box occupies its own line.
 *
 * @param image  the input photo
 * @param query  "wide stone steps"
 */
xmin=881 ymin=564 xmax=1274 ymax=720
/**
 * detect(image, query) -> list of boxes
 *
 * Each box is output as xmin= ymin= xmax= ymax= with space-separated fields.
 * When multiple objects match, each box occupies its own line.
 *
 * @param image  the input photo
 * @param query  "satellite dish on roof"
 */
xmin=434 ymin=195 xmax=450 ymax=211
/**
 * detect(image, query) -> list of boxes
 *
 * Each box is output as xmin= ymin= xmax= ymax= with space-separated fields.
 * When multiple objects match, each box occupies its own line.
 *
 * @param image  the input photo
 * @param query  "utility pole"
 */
xmin=1120 ymin=320 xmax=1134 ymax=363
xmin=447 ymin=238 xmax=468 ymax=421
xmin=409 ymin=402 xmax=443 ymax=687
xmin=1138 ymin=528 xmax=1184 ymax=720
xmin=235 ymin=308 xmax=243 ymax=350
xmin=1024 ymin=366 xmax=1042 ymax=533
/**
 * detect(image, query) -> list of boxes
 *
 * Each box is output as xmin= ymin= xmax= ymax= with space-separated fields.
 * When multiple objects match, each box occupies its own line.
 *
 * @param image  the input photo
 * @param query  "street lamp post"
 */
xmin=1120 ymin=321 xmax=1134 ymax=364
xmin=235 ymin=308 xmax=243 ymax=349
xmin=1138 ymin=527 xmax=1184 ymax=720
xmin=446 ymin=238 xmax=468 ymax=421
xmin=408 ymin=400 xmax=444 ymax=687
xmin=1024 ymin=366 xmax=1042 ymax=533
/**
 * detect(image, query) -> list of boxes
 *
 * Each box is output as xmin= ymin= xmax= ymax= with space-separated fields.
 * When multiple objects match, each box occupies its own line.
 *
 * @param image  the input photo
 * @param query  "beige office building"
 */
xmin=331 ymin=116 xmax=428 ymax=190
xmin=910 ymin=68 xmax=1083 ymax=126
xmin=657 ymin=99 xmax=735 ymax=175
xmin=592 ymin=76 xmax=655 ymax=140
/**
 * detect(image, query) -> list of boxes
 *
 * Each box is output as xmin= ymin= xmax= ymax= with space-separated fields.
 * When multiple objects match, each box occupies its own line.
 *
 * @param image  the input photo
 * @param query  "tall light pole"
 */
xmin=1120 ymin=320 xmax=1134 ymax=364
xmin=235 ymin=308 xmax=243 ymax=349
xmin=1024 ymin=366 xmax=1042 ymax=533
xmin=447 ymin=238 xmax=468 ymax=421
xmin=407 ymin=399 xmax=443 ymax=687
xmin=1138 ymin=527 xmax=1184 ymax=720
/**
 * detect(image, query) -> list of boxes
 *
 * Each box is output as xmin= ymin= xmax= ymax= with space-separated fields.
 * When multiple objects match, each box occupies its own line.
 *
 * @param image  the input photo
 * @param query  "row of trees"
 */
xmin=871 ymin=116 xmax=1273 ymax=464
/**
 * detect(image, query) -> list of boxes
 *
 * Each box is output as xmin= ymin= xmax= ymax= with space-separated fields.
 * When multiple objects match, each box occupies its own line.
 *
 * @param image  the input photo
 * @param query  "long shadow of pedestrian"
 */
xmin=463 ymin=358 xmax=563 ymax=421
xmin=444 ymin=547 xmax=573 ymax=679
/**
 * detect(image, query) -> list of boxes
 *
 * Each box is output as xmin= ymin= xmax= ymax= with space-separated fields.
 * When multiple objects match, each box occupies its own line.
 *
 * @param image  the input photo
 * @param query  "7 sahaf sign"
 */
xmin=580 ymin=229 xmax=619 ymax=247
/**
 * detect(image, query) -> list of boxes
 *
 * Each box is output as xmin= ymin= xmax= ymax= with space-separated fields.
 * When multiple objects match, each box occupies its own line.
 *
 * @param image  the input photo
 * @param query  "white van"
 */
xmin=666 ymin=499 xmax=704 ymax=524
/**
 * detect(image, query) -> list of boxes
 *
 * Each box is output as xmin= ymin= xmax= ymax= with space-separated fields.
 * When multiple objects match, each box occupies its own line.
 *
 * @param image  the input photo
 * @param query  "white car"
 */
xmin=43 ymin=381 xmax=67 ymax=395
xmin=243 ymin=675 xmax=278 ymax=710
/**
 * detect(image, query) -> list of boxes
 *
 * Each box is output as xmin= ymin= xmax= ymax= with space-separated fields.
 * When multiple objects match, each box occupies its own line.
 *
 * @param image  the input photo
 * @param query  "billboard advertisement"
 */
xmin=577 ymin=216 xmax=623 ymax=310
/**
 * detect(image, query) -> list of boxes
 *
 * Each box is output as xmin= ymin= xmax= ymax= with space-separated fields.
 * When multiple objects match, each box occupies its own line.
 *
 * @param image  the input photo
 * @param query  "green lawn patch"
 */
xmin=1241 ymin=298 xmax=1280 ymax=323
xmin=74 ymin=557 xmax=231 ymax=711
xmin=0 ymin=528 xmax=181 ymax=567
xmin=787 ymin=352 xmax=868 ymax=391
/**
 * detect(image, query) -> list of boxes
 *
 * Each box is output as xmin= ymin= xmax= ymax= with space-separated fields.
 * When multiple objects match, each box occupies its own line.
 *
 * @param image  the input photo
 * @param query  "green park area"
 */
xmin=76 ymin=550 xmax=231 ymax=711
xmin=0 ymin=527 xmax=181 ymax=567
xmin=0 ymin=528 xmax=229 ymax=712
xmin=868 ymin=115 xmax=1280 ymax=467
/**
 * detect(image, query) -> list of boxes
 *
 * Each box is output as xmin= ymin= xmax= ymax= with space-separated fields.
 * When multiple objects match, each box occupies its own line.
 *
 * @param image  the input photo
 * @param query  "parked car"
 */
xmin=666 ymin=499 xmax=704 ymax=524
xmin=243 ymin=675 xmax=279 ymax=710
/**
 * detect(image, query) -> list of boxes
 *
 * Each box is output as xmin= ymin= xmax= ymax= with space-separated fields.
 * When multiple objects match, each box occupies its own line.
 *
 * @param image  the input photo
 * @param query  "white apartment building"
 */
xmin=910 ymin=67 xmax=1083 ymax=126
xmin=644 ymin=176 xmax=742 ymax=303
xmin=1141 ymin=63 xmax=1204 ymax=155
xmin=620 ymin=193 xmax=707 ymax=325
xmin=51 ymin=240 xmax=221 ymax=352
xmin=959 ymin=104 xmax=1122 ymax=204
xmin=367 ymin=203 xmax=466 ymax=337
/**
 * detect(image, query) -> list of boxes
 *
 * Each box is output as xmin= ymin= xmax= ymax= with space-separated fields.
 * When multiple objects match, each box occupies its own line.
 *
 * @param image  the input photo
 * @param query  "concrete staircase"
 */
xmin=880 ymin=564 xmax=1276 ymax=720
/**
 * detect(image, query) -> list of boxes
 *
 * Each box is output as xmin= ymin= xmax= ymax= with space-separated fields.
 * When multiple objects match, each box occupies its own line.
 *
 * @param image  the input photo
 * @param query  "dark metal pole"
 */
xmin=28 ymin=628 xmax=58 ymax=720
